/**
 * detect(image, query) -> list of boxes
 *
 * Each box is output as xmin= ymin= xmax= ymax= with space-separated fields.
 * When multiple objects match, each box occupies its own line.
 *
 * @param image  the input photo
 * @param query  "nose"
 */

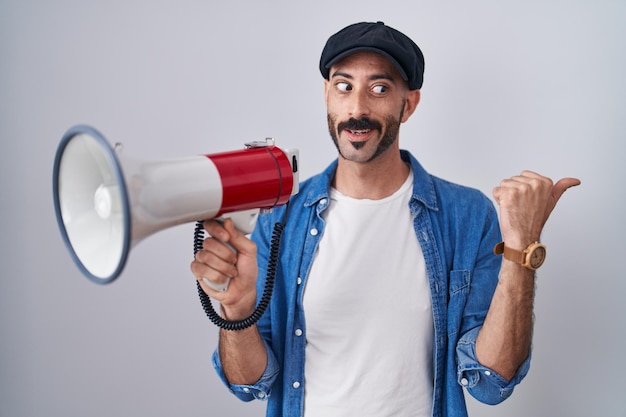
xmin=348 ymin=89 xmax=371 ymax=119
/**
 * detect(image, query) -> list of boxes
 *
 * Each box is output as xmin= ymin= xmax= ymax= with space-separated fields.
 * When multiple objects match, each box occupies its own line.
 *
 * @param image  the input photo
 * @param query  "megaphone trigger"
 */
xmin=217 ymin=208 xmax=261 ymax=236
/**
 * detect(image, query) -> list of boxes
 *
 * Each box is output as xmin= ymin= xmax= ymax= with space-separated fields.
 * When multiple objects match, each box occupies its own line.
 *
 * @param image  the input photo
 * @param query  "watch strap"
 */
xmin=493 ymin=242 xmax=525 ymax=265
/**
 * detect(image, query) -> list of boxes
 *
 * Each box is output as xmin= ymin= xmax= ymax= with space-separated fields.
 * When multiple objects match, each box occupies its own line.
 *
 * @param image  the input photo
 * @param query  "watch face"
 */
xmin=530 ymin=246 xmax=546 ymax=269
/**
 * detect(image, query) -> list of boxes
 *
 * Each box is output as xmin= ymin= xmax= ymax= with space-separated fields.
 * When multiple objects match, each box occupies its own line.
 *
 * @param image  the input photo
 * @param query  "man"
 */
xmin=191 ymin=21 xmax=580 ymax=417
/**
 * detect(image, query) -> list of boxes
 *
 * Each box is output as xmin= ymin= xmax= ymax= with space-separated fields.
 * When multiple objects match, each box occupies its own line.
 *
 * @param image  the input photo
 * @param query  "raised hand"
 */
xmin=493 ymin=171 xmax=581 ymax=249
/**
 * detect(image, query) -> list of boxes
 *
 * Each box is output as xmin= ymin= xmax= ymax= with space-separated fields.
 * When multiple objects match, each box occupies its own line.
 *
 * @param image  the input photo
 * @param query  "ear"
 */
xmin=323 ymin=79 xmax=330 ymax=105
xmin=400 ymin=89 xmax=421 ymax=123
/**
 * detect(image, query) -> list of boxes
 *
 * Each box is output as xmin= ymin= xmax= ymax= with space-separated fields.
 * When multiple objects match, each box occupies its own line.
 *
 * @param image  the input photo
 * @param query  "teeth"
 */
xmin=349 ymin=129 xmax=370 ymax=135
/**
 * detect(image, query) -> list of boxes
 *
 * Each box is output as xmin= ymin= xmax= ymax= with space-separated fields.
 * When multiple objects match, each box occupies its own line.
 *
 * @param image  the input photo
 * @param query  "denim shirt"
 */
xmin=212 ymin=150 xmax=531 ymax=417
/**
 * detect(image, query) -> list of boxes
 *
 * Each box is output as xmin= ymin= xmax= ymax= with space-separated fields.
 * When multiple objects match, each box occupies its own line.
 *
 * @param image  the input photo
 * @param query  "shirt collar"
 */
xmin=303 ymin=150 xmax=438 ymax=211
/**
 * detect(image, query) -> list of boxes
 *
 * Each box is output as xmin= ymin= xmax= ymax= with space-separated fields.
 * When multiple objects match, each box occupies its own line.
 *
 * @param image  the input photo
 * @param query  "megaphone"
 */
xmin=53 ymin=125 xmax=299 ymax=285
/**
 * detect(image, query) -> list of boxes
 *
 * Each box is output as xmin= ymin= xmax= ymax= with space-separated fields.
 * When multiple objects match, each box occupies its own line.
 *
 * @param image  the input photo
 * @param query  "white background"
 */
xmin=1 ymin=1 xmax=624 ymax=416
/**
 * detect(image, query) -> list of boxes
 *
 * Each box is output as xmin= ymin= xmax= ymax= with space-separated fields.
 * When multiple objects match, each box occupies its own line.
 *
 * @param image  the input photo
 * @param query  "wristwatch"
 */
xmin=494 ymin=241 xmax=547 ymax=270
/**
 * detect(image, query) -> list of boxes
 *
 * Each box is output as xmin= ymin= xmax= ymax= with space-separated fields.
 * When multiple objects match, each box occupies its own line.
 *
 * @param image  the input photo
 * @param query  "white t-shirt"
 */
xmin=303 ymin=171 xmax=434 ymax=417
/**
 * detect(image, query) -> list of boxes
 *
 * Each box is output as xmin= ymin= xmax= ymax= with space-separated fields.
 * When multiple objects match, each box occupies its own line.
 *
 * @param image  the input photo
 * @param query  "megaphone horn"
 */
xmin=53 ymin=125 xmax=299 ymax=285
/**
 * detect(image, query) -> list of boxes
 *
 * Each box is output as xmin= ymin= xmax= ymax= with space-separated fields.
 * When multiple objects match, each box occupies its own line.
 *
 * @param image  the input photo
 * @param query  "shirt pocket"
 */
xmin=447 ymin=269 xmax=470 ymax=337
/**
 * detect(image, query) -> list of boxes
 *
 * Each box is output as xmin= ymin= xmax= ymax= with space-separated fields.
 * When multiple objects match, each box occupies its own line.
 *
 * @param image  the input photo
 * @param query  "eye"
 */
xmin=371 ymin=84 xmax=388 ymax=94
xmin=336 ymin=82 xmax=352 ymax=92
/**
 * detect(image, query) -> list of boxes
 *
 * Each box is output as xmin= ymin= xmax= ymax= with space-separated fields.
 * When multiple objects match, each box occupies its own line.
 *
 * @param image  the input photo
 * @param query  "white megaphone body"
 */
xmin=53 ymin=125 xmax=299 ymax=285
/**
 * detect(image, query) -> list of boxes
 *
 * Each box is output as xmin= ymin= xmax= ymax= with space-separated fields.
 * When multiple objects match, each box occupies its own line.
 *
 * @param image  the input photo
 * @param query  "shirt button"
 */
xmin=310 ymin=228 xmax=318 ymax=236
xmin=295 ymin=329 xmax=303 ymax=336
xmin=297 ymin=277 xmax=302 ymax=285
xmin=258 ymin=391 xmax=266 ymax=399
xmin=293 ymin=381 xmax=301 ymax=389
xmin=484 ymin=370 xmax=491 ymax=376
xmin=320 ymin=198 xmax=327 ymax=205
xmin=243 ymin=388 xmax=250 ymax=393
xmin=460 ymin=378 xmax=469 ymax=386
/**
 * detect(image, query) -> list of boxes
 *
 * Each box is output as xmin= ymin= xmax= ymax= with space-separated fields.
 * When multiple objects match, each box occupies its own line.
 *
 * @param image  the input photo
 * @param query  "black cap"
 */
xmin=319 ymin=21 xmax=425 ymax=90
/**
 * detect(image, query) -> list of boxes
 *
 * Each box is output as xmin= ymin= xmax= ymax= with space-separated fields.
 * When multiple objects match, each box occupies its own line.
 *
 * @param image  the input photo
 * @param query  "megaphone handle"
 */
xmin=203 ymin=276 xmax=231 ymax=293
xmin=193 ymin=205 xmax=287 ymax=331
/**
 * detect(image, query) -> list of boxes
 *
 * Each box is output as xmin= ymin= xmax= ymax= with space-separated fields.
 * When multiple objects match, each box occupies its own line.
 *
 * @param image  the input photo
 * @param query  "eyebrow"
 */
xmin=331 ymin=71 xmax=397 ymax=84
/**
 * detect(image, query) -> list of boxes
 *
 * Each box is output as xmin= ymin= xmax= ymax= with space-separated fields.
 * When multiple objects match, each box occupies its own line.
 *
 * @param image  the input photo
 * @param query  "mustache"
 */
xmin=337 ymin=117 xmax=383 ymax=133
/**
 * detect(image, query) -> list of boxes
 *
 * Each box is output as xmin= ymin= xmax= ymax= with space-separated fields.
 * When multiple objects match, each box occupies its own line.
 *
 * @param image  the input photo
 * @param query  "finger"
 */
xmin=512 ymin=171 xmax=553 ymax=190
xmin=519 ymin=170 xmax=545 ymax=179
xmin=204 ymin=219 xmax=230 ymax=243
xmin=544 ymin=177 xmax=581 ymax=218
xmin=194 ymin=246 xmax=238 ymax=277
xmin=493 ymin=170 xmax=554 ymax=198
xmin=492 ymin=178 xmax=533 ymax=205
xmin=552 ymin=177 xmax=581 ymax=201
xmin=191 ymin=257 xmax=234 ymax=294
xmin=222 ymin=218 xmax=257 ymax=257
xmin=190 ymin=259 xmax=231 ymax=287
xmin=201 ymin=237 xmax=237 ymax=264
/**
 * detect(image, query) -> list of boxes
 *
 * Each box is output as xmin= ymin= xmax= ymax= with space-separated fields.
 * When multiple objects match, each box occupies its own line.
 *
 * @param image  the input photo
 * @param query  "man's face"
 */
xmin=325 ymin=52 xmax=412 ymax=164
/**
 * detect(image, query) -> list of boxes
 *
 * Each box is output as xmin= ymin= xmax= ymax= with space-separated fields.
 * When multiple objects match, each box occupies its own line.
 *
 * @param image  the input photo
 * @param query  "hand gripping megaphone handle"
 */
xmin=198 ymin=208 xmax=260 ymax=292
xmin=194 ymin=204 xmax=289 ymax=331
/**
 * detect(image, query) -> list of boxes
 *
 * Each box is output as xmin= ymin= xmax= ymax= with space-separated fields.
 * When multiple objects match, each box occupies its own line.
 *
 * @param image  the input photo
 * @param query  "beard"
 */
xmin=327 ymin=104 xmax=405 ymax=163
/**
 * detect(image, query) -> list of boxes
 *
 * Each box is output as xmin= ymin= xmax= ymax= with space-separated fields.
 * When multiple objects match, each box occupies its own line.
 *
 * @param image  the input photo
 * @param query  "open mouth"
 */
xmin=338 ymin=117 xmax=382 ymax=134
xmin=348 ymin=129 xmax=371 ymax=135
xmin=335 ymin=118 xmax=382 ymax=149
xmin=344 ymin=129 xmax=371 ymax=149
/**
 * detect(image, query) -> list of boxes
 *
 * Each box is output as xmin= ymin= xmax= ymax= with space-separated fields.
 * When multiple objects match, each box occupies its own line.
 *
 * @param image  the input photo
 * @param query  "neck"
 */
xmin=332 ymin=150 xmax=410 ymax=199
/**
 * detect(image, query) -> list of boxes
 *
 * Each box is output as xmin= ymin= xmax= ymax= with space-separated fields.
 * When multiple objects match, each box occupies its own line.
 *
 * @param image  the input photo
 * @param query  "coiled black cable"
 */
xmin=194 ymin=207 xmax=287 ymax=331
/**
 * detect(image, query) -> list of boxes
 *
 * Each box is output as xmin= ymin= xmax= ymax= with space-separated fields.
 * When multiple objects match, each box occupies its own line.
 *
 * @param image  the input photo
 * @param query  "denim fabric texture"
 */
xmin=212 ymin=150 xmax=530 ymax=417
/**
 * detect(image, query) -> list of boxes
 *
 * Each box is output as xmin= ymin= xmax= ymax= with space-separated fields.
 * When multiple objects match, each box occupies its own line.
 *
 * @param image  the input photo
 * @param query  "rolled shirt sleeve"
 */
xmin=456 ymin=326 xmax=531 ymax=405
xmin=211 ymin=337 xmax=280 ymax=402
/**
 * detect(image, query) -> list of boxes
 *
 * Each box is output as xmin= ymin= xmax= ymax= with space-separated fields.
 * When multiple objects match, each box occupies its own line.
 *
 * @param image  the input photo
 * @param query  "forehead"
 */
xmin=330 ymin=51 xmax=402 ymax=80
